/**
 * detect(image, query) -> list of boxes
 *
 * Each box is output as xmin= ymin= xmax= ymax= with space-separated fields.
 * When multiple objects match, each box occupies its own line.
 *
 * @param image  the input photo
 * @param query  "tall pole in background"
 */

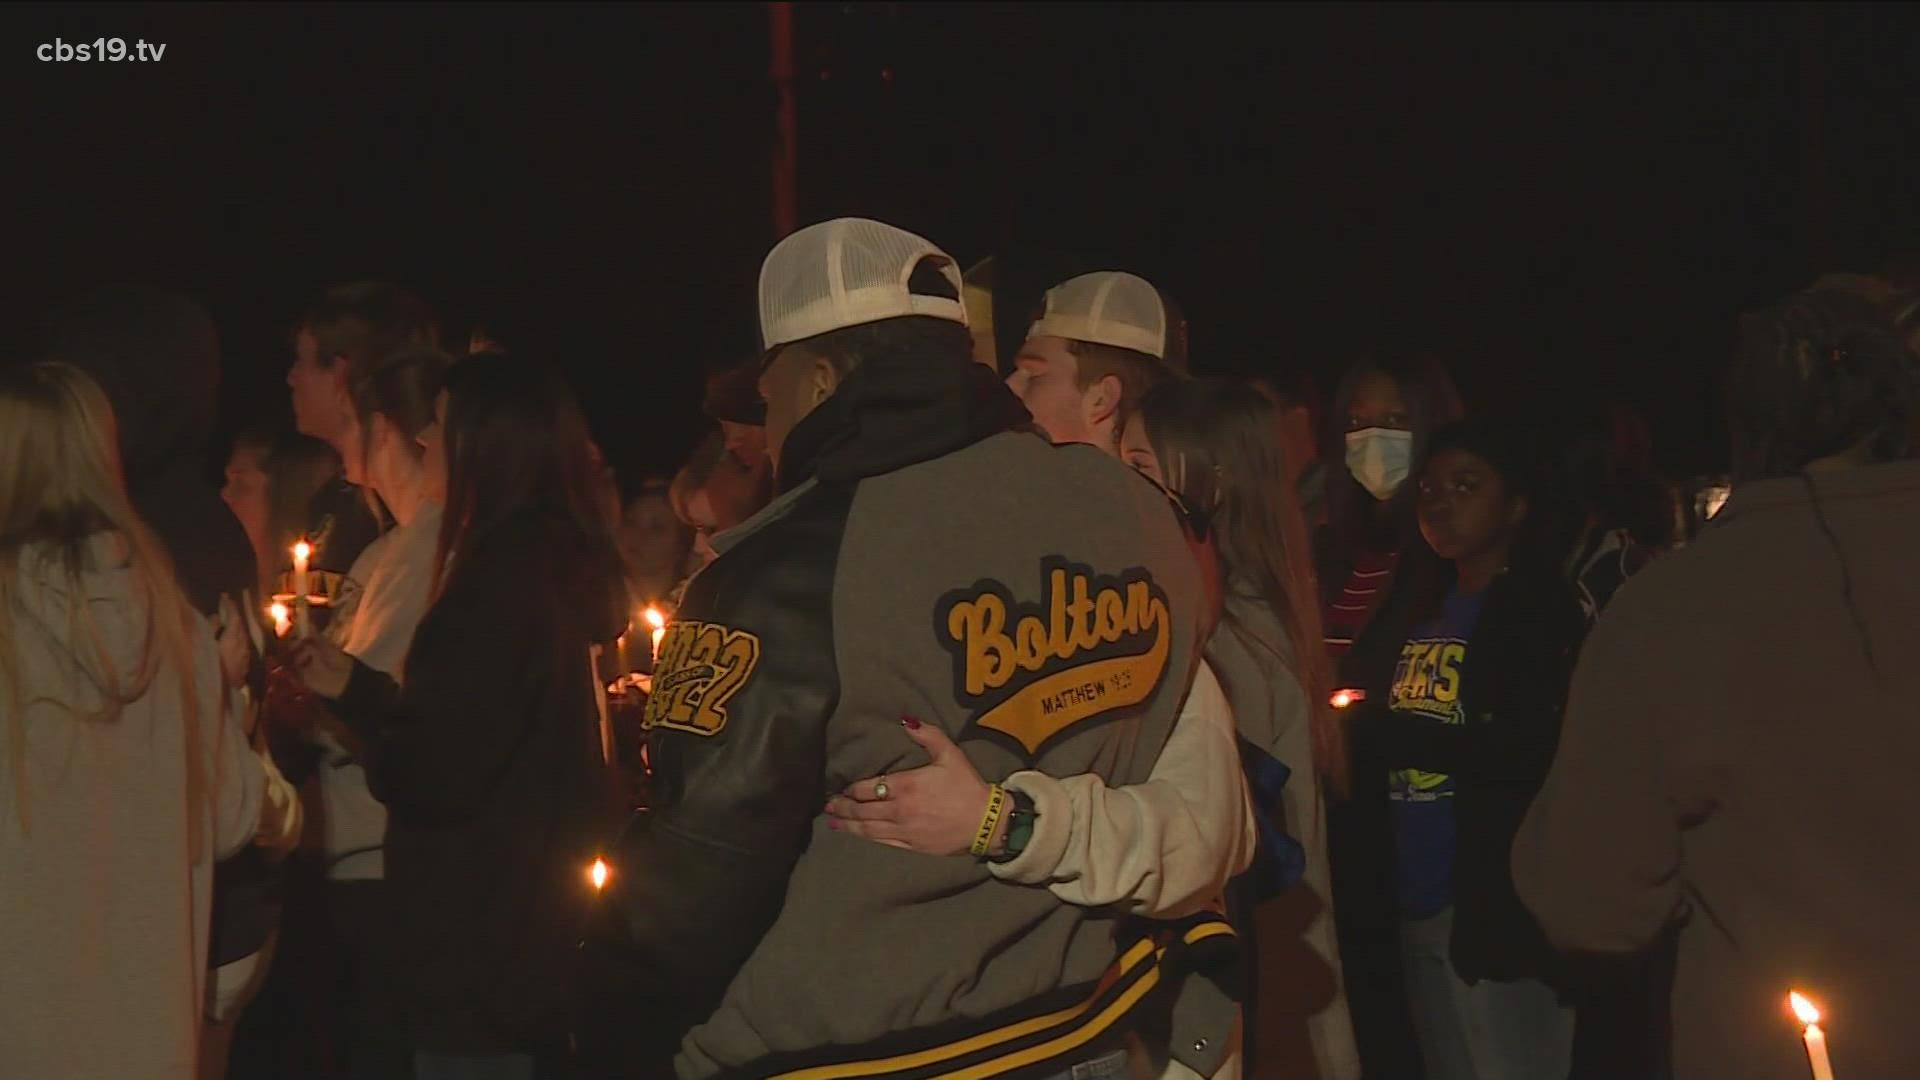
xmin=1802 ymin=2 xmax=1831 ymax=275
xmin=770 ymin=1 xmax=798 ymax=241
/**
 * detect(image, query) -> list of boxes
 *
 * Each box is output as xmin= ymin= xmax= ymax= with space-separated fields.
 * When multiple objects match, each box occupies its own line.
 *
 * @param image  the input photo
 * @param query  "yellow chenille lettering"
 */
xmin=644 ymin=619 xmax=765 ymax=738
xmin=1015 ymin=616 xmax=1051 ymax=673
xmin=1067 ymin=575 xmax=1099 ymax=652
xmin=1094 ymin=591 xmax=1126 ymax=640
xmin=1433 ymin=643 xmax=1465 ymax=702
xmin=1124 ymin=581 xmax=1152 ymax=635
xmin=939 ymin=564 xmax=1175 ymax=754
xmin=949 ymin=596 xmax=1015 ymax=696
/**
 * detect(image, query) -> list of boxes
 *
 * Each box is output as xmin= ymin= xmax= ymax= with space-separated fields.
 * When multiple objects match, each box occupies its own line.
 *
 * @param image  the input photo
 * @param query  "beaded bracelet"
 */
xmin=970 ymin=783 xmax=1009 ymax=858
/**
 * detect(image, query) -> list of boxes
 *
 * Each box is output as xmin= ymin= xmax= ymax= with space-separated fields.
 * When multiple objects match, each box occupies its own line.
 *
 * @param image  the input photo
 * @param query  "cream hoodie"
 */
xmin=1 ymin=536 xmax=263 ymax=1079
xmin=994 ymin=660 xmax=1255 ymax=1079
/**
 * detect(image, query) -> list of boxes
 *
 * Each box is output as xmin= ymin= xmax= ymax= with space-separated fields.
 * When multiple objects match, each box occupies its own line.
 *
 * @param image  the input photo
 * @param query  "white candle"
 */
xmin=1790 ymin=992 xmax=1837 ymax=1080
xmin=644 ymin=607 xmax=667 ymax=665
xmin=291 ymin=541 xmax=312 ymax=637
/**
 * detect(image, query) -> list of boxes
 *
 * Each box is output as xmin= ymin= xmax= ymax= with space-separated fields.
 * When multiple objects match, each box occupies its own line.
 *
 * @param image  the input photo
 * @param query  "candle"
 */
xmin=588 ymin=857 xmax=610 ymax=891
xmin=291 ymin=541 xmax=312 ymax=637
xmin=1789 ymin=991 xmax=1836 ymax=1080
xmin=644 ymin=606 xmax=666 ymax=664
xmin=268 ymin=602 xmax=292 ymax=638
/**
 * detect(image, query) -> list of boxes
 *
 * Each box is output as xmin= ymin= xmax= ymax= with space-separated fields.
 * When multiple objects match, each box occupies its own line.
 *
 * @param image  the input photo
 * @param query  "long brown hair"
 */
xmin=1138 ymin=379 xmax=1345 ymax=792
xmin=0 ymin=363 xmax=204 ymax=841
xmin=434 ymin=353 xmax=618 ymax=601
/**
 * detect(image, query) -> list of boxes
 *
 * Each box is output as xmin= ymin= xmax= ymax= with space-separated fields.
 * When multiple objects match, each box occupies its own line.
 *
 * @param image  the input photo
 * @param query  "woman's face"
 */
xmin=416 ymin=390 xmax=449 ymax=503
xmin=221 ymin=444 xmax=270 ymax=555
xmin=620 ymin=493 xmax=685 ymax=581
xmin=1118 ymin=416 xmax=1166 ymax=491
xmin=1345 ymin=371 xmax=1411 ymax=433
xmin=1417 ymin=447 xmax=1525 ymax=564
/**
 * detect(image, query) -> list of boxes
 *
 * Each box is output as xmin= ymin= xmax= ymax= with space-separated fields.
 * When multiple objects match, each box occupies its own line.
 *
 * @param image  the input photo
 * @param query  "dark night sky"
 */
xmin=3 ymin=2 xmax=1916 ymax=483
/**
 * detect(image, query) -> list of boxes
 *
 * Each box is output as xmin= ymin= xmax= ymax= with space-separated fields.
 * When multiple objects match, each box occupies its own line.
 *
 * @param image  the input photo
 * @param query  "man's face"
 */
xmin=757 ymin=345 xmax=837 ymax=476
xmin=288 ymin=329 xmax=355 ymax=448
xmin=1008 ymin=335 xmax=1104 ymax=449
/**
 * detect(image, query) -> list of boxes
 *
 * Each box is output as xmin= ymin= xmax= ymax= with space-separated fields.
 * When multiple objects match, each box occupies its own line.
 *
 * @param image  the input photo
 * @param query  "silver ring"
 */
xmin=873 ymin=775 xmax=890 ymax=800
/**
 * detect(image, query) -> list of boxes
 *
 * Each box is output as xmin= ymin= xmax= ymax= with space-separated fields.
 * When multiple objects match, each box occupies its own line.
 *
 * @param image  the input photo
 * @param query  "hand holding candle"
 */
xmin=1790 ymin=991 xmax=1836 ymax=1080
xmin=291 ymin=540 xmax=312 ymax=637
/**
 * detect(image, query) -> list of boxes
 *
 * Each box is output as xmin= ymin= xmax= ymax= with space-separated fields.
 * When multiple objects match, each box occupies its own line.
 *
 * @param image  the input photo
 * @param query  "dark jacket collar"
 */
xmin=776 ymin=355 xmax=1032 ymax=492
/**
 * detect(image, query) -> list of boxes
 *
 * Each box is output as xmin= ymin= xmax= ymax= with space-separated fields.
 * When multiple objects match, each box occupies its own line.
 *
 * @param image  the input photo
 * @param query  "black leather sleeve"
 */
xmin=581 ymin=485 xmax=852 ymax=1075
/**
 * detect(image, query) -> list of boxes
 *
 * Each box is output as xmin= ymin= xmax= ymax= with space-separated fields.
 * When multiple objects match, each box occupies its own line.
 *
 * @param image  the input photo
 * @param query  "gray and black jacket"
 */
xmin=583 ymin=351 xmax=1216 ymax=1078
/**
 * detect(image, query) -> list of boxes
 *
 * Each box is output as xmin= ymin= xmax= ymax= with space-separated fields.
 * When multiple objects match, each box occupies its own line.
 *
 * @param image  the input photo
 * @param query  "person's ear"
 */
xmin=1081 ymin=374 xmax=1122 ymax=429
xmin=808 ymin=357 xmax=840 ymax=407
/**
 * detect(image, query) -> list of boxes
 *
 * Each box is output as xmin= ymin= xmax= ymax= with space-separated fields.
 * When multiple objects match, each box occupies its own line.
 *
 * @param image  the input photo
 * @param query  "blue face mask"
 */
xmin=1344 ymin=428 xmax=1414 ymax=501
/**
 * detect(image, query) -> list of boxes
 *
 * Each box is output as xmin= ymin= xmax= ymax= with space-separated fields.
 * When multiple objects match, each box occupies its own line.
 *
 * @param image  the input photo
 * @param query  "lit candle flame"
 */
xmin=1790 ymin=991 xmax=1821 ymax=1027
xmin=268 ymin=602 xmax=291 ymax=638
xmin=644 ymin=607 xmax=666 ymax=664
xmin=1330 ymin=689 xmax=1365 ymax=709
xmin=292 ymin=540 xmax=312 ymax=562
xmin=589 ymin=857 xmax=609 ymax=891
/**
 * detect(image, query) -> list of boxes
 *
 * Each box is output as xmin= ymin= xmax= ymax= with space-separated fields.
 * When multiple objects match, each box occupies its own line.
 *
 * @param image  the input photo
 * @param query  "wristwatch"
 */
xmin=991 ymin=789 xmax=1038 ymax=864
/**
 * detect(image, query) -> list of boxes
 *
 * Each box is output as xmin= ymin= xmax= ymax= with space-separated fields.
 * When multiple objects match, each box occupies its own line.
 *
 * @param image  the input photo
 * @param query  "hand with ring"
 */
xmin=826 ymin=716 xmax=999 ymax=856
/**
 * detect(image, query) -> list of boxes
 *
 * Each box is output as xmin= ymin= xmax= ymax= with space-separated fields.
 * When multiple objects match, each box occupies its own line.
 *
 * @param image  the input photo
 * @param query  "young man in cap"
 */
xmin=584 ymin=218 xmax=1224 ymax=1079
xmin=1007 ymin=270 xmax=1188 ymax=452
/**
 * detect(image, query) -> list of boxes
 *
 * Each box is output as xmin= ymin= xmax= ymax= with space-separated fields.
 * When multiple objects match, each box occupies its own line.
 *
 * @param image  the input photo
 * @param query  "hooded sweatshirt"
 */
xmin=1 ymin=536 xmax=264 ymax=1079
xmin=1206 ymin=587 xmax=1361 ymax=1079
xmin=1514 ymin=461 xmax=1920 ymax=1080
xmin=584 ymin=351 xmax=1208 ymax=1078
xmin=39 ymin=288 xmax=272 ymax=969
xmin=336 ymin=507 xmax=626 ymax=1054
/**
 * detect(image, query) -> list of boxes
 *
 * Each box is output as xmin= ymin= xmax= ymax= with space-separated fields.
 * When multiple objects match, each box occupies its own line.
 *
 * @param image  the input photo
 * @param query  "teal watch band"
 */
xmin=990 ymin=789 xmax=1038 ymax=864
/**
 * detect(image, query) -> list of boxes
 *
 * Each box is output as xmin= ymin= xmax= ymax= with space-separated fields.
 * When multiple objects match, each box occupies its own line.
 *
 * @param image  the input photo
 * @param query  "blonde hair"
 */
xmin=0 ymin=363 xmax=203 ymax=842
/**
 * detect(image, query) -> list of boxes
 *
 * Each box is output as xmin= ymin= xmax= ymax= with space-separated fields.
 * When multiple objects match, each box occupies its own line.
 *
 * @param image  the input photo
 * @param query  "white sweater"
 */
xmin=316 ymin=502 xmax=441 ymax=880
xmin=1 ymin=537 xmax=263 ymax=1079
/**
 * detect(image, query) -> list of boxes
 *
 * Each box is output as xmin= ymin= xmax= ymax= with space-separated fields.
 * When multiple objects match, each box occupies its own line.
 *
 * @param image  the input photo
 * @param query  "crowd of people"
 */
xmin=2 ymin=221 xmax=1917 ymax=1080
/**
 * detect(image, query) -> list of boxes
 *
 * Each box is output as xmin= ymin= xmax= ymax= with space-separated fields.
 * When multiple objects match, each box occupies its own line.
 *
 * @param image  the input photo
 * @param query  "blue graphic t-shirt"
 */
xmin=1387 ymin=585 xmax=1488 ymax=919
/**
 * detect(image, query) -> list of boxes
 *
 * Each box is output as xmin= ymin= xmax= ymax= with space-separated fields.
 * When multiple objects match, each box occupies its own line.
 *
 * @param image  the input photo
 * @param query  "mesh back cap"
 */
xmin=1026 ymin=271 xmax=1168 ymax=360
xmin=758 ymin=218 xmax=968 ymax=351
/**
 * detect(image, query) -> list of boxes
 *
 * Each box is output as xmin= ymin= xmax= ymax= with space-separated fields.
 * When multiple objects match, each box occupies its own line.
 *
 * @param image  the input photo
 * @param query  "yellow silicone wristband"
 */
xmin=970 ymin=783 xmax=1008 ymax=858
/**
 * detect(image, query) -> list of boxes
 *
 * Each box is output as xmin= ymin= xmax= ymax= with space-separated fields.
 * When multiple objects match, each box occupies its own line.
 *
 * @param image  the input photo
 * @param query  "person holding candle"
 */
xmin=0 ymin=362 xmax=268 ymax=1079
xmin=288 ymin=352 xmax=626 ymax=1080
xmin=222 ymin=426 xmax=340 ymax=602
xmin=299 ymin=344 xmax=453 ymax=1080
xmin=286 ymin=281 xmax=441 ymax=629
xmin=1514 ymin=288 xmax=1920 ymax=1080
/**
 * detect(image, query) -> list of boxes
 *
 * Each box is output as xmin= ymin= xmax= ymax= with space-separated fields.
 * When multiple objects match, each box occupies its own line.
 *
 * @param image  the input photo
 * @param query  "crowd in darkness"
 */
xmin=2 ymin=221 xmax=1917 ymax=1080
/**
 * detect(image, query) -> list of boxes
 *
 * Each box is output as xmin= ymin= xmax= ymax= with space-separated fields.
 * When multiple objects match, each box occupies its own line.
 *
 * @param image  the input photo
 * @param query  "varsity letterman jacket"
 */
xmin=581 ymin=352 xmax=1223 ymax=1079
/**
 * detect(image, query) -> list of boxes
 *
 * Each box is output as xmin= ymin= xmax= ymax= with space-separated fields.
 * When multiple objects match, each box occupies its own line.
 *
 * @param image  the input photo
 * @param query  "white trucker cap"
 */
xmin=758 ymin=217 xmax=969 ymax=352
xmin=1025 ymin=271 xmax=1169 ymax=360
